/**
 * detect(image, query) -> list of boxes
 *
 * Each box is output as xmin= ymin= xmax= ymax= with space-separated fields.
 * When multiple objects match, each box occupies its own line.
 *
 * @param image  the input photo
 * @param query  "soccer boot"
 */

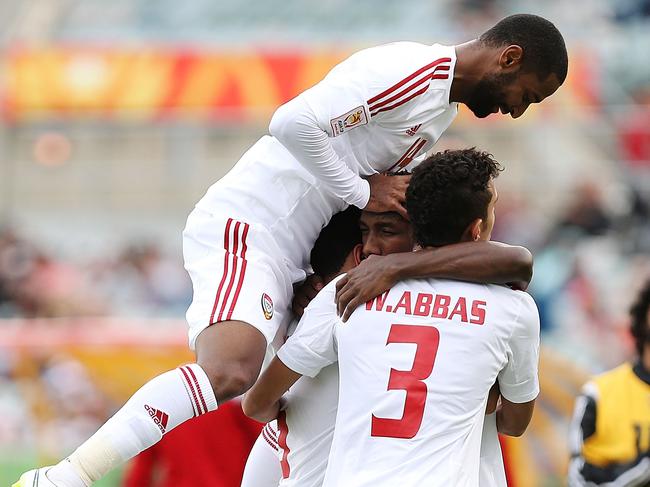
xmin=13 ymin=467 xmax=59 ymax=487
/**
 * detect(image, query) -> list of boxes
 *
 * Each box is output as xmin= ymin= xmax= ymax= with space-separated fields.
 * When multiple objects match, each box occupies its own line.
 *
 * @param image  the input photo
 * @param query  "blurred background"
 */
xmin=1 ymin=0 xmax=649 ymax=486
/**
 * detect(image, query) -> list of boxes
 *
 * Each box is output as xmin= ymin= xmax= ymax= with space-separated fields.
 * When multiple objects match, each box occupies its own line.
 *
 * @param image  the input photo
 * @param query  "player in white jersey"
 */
xmin=243 ymin=149 xmax=540 ymax=486
xmin=16 ymin=15 xmax=563 ymax=487
xmin=243 ymin=206 xmax=511 ymax=487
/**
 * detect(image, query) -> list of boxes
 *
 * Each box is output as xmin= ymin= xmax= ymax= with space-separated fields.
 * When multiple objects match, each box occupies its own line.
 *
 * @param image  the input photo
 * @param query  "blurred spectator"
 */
xmin=0 ymin=227 xmax=190 ymax=320
xmin=551 ymin=182 xmax=613 ymax=238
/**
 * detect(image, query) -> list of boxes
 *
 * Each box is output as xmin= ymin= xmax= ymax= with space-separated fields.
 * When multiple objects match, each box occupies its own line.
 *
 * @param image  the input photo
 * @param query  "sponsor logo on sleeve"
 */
xmin=261 ymin=293 xmax=274 ymax=320
xmin=330 ymin=106 xmax=369 ymax=136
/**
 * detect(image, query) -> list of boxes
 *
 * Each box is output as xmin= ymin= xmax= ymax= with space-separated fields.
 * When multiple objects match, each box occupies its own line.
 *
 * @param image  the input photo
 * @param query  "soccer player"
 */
xmin=243 ymin=205 xmax=511 ymax=487
xmin=568 ymin=279 xmax=650 ymax=486
xmin=243 ymin=148 xmax=540 ymax=486
xmin=16 ymin=14 xmax=563 ymax=486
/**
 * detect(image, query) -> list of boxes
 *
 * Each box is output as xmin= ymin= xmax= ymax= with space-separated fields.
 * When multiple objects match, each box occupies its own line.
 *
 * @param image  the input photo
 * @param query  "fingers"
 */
xmin=336 ymin=284 xmax=358 ymax=319
xmin=396 ymin=201 xmax=410 ymax=221
xmin=342 ymin=295 xmax=364 ymax=322
xmin=335 ymin=274 xmax=349 ymax=295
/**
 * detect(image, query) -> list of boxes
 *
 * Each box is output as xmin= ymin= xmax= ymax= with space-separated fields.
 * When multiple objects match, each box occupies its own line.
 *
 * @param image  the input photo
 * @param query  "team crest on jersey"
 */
xmin=330 ymin=106 xmax=368 ymax=136
xmin=261 ymin=293 xmax=274 ymax=320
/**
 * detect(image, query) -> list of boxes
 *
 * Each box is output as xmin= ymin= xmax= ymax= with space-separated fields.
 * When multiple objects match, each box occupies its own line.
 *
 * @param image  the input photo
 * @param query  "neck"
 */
xmin=450 ymin=40 xmax=490 ymax=104
xmin=643 ymin=348 xmax=650 ymax=372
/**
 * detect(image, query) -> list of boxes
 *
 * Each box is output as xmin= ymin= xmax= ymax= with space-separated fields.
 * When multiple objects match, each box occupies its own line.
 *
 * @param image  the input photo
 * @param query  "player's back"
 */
xmin=324 ymin=278 xmax=539 ymax=487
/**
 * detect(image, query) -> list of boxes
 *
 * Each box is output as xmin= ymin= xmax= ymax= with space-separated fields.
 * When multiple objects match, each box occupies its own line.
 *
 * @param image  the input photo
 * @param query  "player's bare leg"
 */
xmin=15 ymin=320 xmax=267 ymax=487
xmin=195 ymin=320 xmax=268 ymax=404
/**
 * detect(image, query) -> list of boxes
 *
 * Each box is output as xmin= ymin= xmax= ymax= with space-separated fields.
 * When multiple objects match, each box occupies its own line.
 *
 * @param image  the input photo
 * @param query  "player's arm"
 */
xmin=244 ymin=280 xmax=341 ymax=422
xmin=242 ymin=357 xmax=302 ymax=423
xmin=269 ymin=46 xmax=419 ymax=218
xmin=496 ymin=292 xmax=540 ymax=437
xmin=336 ymin=241 xmax=533 ymax=320
xmin=496 ymin=397 xmax=535 ymax=437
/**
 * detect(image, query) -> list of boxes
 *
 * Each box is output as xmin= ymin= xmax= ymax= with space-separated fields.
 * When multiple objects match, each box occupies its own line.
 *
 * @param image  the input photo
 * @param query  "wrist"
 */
xmin=351 ymin=178 xmax=371 ymax=209
xmin=386 ymin=253 xmax=407 ymax=282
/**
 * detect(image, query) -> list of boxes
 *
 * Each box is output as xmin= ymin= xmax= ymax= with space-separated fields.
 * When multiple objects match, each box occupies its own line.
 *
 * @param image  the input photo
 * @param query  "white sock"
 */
xmin=46 ymin=459 xmax=88 ymax=487
xmin=49 ymin=363 xmax=216 ymax=485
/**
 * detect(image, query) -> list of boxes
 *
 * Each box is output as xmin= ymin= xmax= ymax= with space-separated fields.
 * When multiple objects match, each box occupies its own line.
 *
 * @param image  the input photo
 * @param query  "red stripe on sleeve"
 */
xmin=371 ymin=85 xmax=429 ymax=117
xmin=367 ymin=57 xmax=451 ymax=105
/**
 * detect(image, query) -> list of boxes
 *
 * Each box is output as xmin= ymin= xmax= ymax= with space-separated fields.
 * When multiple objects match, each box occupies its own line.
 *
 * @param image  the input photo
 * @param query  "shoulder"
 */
xmin=592 ymin=362 xmax=634 ymax=389
xmin=293 ymin=276 xmax=342 ymax=331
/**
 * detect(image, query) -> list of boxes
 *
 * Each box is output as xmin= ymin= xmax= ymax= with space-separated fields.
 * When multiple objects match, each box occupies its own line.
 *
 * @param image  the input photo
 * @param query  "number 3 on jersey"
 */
xmin=371 ymin=324 xmax=440 ymax=439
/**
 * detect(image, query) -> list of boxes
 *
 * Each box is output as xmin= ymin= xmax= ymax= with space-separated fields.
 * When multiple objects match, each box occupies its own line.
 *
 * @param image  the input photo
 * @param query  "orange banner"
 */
xmin=1 ymin=46 xmax=598 ymax=122
xmin=2 ymin=47 xmax=347 ymax=121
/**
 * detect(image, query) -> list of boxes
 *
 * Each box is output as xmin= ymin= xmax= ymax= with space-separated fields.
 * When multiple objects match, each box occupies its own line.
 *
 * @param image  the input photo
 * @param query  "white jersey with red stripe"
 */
xmin=276 ymin=366 xmax=339 ymax=486
xmin=278 ymin=276 xmax=540 ymax=487
xmin=194 ymin=42 xmax=458 ymax=283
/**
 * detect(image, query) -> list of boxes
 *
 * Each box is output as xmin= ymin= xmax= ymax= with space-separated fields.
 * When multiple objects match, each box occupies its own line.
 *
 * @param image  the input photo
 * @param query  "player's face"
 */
xmin=359 ymin=211 xmax=414 ymax=258
xmin=478 ymin=181 xmax=498 ymax=241
xmin=467 ymin=71 xmax=561 ymax=119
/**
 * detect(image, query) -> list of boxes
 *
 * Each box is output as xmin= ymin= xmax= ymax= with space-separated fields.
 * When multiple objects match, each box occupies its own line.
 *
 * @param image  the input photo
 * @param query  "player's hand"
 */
xmin=292 ymin=274 xmax=325 ymax=317
xmin=335 ymin=254 xmax=399 ymax=321
xmin=365 ymin=174 xmax=411 ymax=220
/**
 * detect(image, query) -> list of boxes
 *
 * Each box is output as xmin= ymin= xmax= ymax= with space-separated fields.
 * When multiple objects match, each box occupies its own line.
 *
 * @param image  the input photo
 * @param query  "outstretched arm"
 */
xmin=336 ymin=241 xmax=533 ymax=320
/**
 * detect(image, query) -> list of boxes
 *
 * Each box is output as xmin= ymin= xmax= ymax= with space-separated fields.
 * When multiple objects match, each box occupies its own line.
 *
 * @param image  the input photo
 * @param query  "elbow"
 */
xmin=269 ymin=102 xmax=293 ymax=142
xmin=241 ymin=395 xmax=261 ymax=421
xmin=513 ymin=246 xmax=533 ymax=284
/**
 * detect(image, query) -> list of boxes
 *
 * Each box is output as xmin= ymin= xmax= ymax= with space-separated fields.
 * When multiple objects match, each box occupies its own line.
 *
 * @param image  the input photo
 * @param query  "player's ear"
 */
xmin=499 ymin=45 xmax=523 ymax=72
xmin=353 ymin=244 xmax=364 ymax=266
xmin=461 ymin=219 xmax=483 ymax=242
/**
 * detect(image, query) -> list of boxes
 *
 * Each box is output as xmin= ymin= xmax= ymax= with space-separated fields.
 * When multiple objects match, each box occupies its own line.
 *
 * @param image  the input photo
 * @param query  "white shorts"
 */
xmin=241 ymin=421 xmax=282 ymax=487
xmin=183 ymin=207 xmax=294 ymax=351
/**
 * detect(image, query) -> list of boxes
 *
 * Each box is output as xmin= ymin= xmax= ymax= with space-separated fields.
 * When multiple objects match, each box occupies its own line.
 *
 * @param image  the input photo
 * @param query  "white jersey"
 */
xmin=480 ymin=413 xmax=508 ymax=487
xmin=279 ymin=276 xmax=540 ymax=487
xmin=195 ymin=42 xmax=458 ymax=282
xmin=276 ymin=365 xmax=339 ymax=487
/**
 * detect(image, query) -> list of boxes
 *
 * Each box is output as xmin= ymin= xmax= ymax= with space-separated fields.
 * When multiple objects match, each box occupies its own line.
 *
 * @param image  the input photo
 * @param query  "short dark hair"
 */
xmin=406 ymin=148 xmax=502 ymax=247
xmin=479 ymin=14 xmax=568 ymax=83
xmin=310 ymin=207 xmax=361 ymax=278
xmin=630 ymin=280 xmax=650 ymax=357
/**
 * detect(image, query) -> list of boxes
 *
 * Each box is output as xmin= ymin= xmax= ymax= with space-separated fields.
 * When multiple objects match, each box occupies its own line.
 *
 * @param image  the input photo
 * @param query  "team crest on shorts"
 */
xmin=261 ymin=293 xmax=274 ymax=320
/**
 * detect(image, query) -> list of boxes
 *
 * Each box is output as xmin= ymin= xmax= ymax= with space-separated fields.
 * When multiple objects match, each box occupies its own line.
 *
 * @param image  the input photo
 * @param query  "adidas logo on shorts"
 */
xmin=144 ymin=404 xmax=170 ymax=434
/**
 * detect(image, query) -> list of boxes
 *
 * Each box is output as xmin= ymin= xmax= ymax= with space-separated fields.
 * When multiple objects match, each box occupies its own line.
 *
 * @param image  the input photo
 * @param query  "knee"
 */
xmin=198 ymin=358 xmax=260 ymax=403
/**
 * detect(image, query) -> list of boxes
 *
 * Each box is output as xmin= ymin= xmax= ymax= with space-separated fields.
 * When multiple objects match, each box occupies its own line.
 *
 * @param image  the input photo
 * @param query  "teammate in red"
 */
xmin=16 ymin=15 xmax=565 ymax=487
xmin=122 ymin=401 xmax=261 ymax=487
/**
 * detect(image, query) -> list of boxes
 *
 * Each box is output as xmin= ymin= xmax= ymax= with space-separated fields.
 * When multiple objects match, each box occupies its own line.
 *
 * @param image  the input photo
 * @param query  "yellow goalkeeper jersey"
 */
xmin=568 ymin=362 xmax=650 ymax=486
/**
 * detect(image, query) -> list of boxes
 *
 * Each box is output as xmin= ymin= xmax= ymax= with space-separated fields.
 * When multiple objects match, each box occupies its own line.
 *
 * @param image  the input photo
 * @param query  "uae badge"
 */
xmin=261 ymin=293 xmax=274 ymax=320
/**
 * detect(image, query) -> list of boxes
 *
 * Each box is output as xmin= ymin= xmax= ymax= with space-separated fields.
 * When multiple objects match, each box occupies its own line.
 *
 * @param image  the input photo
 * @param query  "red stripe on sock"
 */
xmin=179 ymin=366 xmax=204 ymax=415
xmin=185 ymin=365 xmax=209 ymax=414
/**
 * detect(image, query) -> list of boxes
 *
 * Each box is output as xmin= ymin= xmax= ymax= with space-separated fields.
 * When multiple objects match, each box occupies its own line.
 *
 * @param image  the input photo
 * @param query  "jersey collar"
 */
xmin=632 ymin=360 xmax=650 ymax=386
